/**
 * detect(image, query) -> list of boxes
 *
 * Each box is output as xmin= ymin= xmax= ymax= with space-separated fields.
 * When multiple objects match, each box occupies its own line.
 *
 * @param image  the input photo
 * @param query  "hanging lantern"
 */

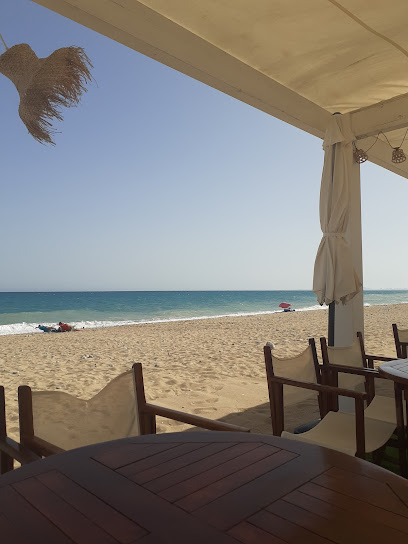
xmin=392 ymin=147 xmax=406 ymax=164
xmin=353 ymin=147 xmax=368 ymax=164
xmin=0 ymin=43 xmax=92 ymax=145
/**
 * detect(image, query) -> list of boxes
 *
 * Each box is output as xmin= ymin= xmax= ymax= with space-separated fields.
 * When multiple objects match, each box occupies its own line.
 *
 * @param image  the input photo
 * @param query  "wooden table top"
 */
xmin=378 ymin=359 xmax=408 ymax=386
xmin=1 ymin=432 xmax=408 ymax=543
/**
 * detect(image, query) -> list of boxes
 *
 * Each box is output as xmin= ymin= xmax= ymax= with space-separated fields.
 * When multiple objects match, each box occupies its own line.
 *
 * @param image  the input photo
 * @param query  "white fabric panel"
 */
xmin=272 ymin=346 xmax=318 ymax=407
xmin=326 ymin=338 xmax=366 ymax=391
xmin=397 ymin=327 xmax=408 ymax=343
xmin=313 ymin=114 xmax=362 ymax=305
xmin=32 ymin=1 xmax=408 ymax=177
xmin=282 ymin=410 xmax=395 ymax=456
xmin=31 ymin=370 xmax=140 ymax=450
xmin=365 ymin=396 xmax=400 ymax=426
xmin=326 ymin=338 xmax=364 ymax=367
xmin=138 ymin=0 xmax=408 ymax=113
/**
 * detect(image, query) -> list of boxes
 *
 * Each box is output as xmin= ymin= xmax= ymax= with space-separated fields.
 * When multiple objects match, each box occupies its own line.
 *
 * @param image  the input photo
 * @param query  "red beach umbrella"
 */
xmin=279 ymin=302 xmax=291 ymax=309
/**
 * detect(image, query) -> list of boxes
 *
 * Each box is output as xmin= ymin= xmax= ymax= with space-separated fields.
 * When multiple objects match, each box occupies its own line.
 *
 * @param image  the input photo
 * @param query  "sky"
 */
xmin=0 ymin=1 xmax=407 ymax=292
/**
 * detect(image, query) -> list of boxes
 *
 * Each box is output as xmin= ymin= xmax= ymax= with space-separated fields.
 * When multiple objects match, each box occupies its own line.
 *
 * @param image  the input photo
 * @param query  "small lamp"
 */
xmin=391 ymin=147 xmax=406 ymax=164
xmin=353 ymin=147 xmax=368 ymax=164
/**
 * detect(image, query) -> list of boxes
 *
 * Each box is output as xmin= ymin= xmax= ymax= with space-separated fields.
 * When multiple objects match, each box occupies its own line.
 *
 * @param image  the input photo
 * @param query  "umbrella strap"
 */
xmin=0 ymin=33 xmax=8 ymax=51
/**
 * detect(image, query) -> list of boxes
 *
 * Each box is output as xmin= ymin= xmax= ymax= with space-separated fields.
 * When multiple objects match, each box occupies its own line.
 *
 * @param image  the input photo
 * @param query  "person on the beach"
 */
xmin=37 ymin=324 xmax=59 ymax=333
xmin=59 ymin=321 xmax=73 ymax=332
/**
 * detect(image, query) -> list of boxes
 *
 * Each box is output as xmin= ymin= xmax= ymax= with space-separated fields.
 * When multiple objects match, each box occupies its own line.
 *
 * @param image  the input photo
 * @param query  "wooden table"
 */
xmin=378 ymin=359 xmax=408 ymax=478
xmin=0 ymin=432 xmax=408 ymax=543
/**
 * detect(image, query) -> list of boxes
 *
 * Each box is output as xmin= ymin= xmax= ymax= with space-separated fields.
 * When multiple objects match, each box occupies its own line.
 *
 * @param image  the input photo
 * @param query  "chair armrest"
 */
xmin=270 ymin=376 xmax=368 ymax=399
xmin=145 ymin=403 xmax=250 ymax=432
xmin=0 ymin=436 xmax=40 ymax=464
xmin=23 ymin=436 xmax=65 ymax=457
xmin=366 ymin=355 xmax=397 ymax=364
xmin=322 ymin=364 xmax=383 ymax=378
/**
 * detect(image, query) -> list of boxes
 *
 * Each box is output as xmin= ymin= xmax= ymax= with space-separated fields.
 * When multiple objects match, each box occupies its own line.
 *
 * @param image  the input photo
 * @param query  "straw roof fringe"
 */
xmin=0 ymin=43 xmax=92 ymax=144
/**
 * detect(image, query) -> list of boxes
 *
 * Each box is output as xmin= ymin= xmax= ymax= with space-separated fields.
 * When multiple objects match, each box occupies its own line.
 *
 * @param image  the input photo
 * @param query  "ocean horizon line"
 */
xmin=1 ymin=288 xmax=408 ymax=294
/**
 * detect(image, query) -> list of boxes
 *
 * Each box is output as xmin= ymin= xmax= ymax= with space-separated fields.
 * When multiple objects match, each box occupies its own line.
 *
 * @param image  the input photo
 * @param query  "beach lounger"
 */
xmin=0 ymin=386 xmax=40 ymax=474
xmin=393 ymin=323 xmax=408 ymax=358
xmin=264 ymin=341 xmax=396 ymax=459
xmin=17 ymin=363 xmax=249 ymax=458
xmin=320 ymin=334 xmax=400 ymax=425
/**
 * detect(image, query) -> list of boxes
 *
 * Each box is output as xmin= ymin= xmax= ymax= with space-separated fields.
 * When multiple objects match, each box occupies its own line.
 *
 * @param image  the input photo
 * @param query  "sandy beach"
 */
xmin=1 ymin=304 xmax=407 ymax=441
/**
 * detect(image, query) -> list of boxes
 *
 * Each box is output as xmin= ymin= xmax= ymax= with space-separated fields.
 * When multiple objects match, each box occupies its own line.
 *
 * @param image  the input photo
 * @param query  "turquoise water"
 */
xmin=0 ymin=290 xmax=407 ymax=336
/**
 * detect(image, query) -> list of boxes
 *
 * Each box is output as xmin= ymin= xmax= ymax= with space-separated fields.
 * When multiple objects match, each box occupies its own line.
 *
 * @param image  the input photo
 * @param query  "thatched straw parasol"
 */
xmin=0 ymin=36 xmax=92 ymax=145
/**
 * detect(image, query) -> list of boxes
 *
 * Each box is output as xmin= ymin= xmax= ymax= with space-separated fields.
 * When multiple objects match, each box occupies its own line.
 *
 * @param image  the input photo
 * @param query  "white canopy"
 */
xmin=33 ymin=0 xmax=408 ymax=178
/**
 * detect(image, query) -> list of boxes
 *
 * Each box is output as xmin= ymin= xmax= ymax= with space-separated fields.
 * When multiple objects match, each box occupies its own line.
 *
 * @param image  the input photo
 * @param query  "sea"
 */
xmin=0 ymin=290 xmax=407 ymax=336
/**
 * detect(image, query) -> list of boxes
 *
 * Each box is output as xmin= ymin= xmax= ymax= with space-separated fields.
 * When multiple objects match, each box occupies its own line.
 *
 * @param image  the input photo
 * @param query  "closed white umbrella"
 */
xmin=313 ymin=113 xmax=362 ymax=309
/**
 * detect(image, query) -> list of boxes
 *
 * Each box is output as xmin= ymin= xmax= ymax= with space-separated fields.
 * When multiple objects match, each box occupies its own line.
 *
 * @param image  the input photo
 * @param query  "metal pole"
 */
xmin=328 ymin=302 xmax=335 ymax=346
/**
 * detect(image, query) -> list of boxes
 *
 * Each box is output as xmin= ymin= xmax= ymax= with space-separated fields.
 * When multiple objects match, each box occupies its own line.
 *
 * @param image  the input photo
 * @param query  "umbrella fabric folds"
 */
xmin=279 ymin=303 xmax=291 ymax=309
xmin=313 ymin=114 xmax=362 ymax=306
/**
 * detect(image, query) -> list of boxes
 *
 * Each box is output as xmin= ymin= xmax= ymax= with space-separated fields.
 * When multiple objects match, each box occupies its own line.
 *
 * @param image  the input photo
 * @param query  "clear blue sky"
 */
xmin=1 ymin=0 xmax=407 ymax=291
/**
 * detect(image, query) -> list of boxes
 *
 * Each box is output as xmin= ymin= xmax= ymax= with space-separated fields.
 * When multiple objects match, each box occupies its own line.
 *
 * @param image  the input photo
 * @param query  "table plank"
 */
xmin=299 ymin=482 xmax=408 ymax=535
xmin=0 ymin=486 xmax=73 ymax=544
xmin=51 ymin=454 xmax=238 ymax=544
xmin=155 ymin=443 xmax=262 ymax=501
xmin=270 ymin=492 xmax=407 ymax=544
xmin=248 ymin=510 xmax=332 ymax=544
xmin=129 ymin=442 xmax=238 ymax=485
xmin=36 ymin=470 xmax=147 ymax=543
xmin=117 ymin=442 xmax=228 ymax=478
xmin=0 ymin=513 xmax=33 ymax=544
xmin=151 ymin=443 xmax=279 ymax=498
xmin=228 ymin=520 xmax=287 ymax=544
xmin=93 ymin=442 xmax=181 ymax=470
xmin=12 ymin=476 xmax=118 ymax=544
xmin=193 ymin=449 xmax=330 ymax=531
xmin=177 ymin=449 xmax=295 ymax=512
xmin=312 ymin=467 xmax=408 ymax=516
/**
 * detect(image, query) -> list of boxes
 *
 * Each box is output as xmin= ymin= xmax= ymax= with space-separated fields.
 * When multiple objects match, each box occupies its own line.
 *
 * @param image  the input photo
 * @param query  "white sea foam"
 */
xmin=0 ymin=305 xmax=330 ymax=336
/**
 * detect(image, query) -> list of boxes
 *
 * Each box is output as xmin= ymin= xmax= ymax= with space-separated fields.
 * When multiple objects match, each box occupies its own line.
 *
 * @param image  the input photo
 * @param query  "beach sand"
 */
xmin=1 ymin=304 xmax=406 ymax=441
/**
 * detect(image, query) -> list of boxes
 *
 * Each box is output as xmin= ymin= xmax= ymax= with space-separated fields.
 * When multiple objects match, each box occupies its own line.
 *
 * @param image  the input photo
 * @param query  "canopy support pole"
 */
xmin=328 ymin=302 xmax=335 ymax=346
xmin=332 ymin=160 xmax=364 ymax=346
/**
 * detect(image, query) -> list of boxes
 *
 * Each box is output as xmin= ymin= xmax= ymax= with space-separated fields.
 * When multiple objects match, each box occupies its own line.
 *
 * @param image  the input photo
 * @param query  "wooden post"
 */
xmin=18 ymin=386 xmax=35 ymax=446
xmin=133 ymin=363 xmax=156 ymax=435
xmin=0 ymin=386 xmax=13 ymax=474
xmin=332 ymin=158 xmax=364 ymax=347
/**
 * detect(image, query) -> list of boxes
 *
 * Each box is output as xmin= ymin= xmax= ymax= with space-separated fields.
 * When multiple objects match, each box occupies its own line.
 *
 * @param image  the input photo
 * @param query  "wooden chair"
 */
xmin=393 ymin=323 xmax=408 ymax=358
xmin=264 ymin=341 xmax=396 ymax=459
xmin=18 ymin=363 xmax=249 ymax=458
xmin=0 ymin=386 xmax=40 ymax=474
xmin=320 ymin=333 xmax=399 ymax=425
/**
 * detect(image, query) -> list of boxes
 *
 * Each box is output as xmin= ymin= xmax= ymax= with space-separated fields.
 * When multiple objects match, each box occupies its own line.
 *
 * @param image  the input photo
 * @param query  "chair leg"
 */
xmin=395 ymin=383 xmax=407 ymax=478
xmin=354 ymin=398 xmax=366 ymax=459
xmin=371 ymin=445 xmax=386 ymax=467
xmin=0 ymin=451 xmax=14 ymax=474
xmin=140 ymin=412 xmax=156 ymax=435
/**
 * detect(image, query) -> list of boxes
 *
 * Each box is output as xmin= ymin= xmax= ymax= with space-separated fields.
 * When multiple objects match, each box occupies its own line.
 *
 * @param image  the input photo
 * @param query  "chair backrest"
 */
xmin=393 ymin=323 xmax=408 ymax=358
xmin=264 ymin=339 xmax=323 ymax=436
xmin=25 ymin=369 xmax=140 ymax=451
xmin=267 ymin=341 xmax=320 ymax=407
xmin=320 ymin=334 xmax=366 ymax=392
